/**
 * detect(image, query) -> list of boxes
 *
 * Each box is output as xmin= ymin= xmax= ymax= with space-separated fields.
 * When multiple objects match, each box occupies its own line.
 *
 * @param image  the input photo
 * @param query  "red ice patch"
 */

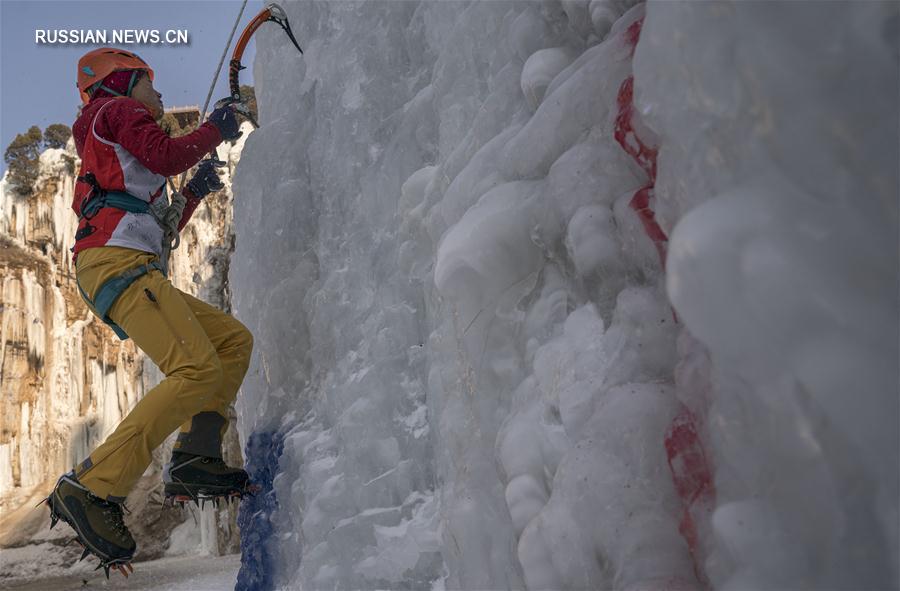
xmin=665 ymin=406 xmax=715 ymax=586
xmin=614 ymin=75 xmax=667 ymax=268
xmin=613 ymin=16 xmax=715 ymax=587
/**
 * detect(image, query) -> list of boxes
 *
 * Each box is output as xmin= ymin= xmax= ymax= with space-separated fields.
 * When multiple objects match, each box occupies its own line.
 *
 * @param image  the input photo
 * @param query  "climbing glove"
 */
xmin=186 ymin=158 xmax=226 ymax=199
xmin=208 ymin=103 xmax=242 ymax=141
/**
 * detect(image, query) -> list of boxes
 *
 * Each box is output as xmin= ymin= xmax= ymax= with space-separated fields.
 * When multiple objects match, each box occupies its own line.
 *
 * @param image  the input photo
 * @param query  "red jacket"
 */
xmin=71 ymin=96 xmax=222 ymax=258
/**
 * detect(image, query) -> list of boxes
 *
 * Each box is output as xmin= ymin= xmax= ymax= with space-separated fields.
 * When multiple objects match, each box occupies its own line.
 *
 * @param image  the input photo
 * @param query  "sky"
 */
xmin=0 ymin=0 xmax=265 ymax=173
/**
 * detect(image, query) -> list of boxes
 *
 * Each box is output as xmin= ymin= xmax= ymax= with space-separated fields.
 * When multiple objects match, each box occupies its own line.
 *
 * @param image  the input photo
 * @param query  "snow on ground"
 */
xmin=220 ymin=1 xmax=897 ymax=589
xmin=2 ymin=552 xmax=239 ymax=591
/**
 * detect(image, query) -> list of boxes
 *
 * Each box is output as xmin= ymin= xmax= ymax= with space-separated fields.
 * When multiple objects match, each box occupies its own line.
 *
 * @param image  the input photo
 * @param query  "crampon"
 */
xmin=40 ymin=495 xmax=135 ymax=580
xmin=163 ymin=482 xmax=262 ymax=509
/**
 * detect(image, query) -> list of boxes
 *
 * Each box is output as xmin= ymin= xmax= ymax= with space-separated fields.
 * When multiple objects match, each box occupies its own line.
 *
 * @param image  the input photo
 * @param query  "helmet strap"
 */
xmin=94 ymin=84 xmax=123 ymax=97
xmin=88 ymin=70 xmax=141 ymax=99
xmin=125 ymin=70 xmax=140 ymax=96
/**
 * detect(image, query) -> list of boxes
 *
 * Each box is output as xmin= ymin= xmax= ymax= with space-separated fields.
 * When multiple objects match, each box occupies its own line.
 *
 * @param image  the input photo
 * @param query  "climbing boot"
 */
xmin=45 ymin=472 xmax=135 ymax=579
xmin=163 ymin=452 xmax=253 ymax=507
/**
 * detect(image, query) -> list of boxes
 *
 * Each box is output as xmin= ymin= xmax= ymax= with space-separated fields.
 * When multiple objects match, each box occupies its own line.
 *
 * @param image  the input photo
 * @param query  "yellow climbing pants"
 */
xmin=73 ymin=246 xmax=253 ymax=502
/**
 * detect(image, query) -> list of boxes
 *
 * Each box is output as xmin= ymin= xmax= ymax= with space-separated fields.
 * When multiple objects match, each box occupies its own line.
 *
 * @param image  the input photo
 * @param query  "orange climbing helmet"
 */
xmin=77 ymin=48 xmax=154 ymax=104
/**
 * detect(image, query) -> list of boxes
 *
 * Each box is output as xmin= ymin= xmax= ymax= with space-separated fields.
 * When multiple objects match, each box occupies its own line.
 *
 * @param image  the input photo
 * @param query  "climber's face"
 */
xmin=130 ymin=73 xmax=164 ymax=121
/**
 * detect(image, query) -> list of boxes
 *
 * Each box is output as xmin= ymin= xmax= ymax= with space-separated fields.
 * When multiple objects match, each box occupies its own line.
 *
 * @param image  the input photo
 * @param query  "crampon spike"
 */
xmin=112 ymin=563 xmax=130 ymax=579
xmin=50 ymin=514 xmax=59 ymax=529
xmin=80 ymin=547 xmax=91 ymax=562
xmin=103 ymin=564 xmax=110 ymax=579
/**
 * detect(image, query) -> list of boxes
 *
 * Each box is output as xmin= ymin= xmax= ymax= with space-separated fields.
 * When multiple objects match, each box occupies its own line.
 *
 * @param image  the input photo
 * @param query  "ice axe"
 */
xmin=220 ymin=2 xmax=304 ymax=128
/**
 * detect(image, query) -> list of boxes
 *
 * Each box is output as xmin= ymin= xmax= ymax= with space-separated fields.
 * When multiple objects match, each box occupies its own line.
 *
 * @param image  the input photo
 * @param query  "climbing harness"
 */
xmin=74 ymin=147 xmax=169 ymax=343
xmin=77 ymin=172 xmax=160 ymax=221
xmin=76 ymin=260 xmax=166 ymax=340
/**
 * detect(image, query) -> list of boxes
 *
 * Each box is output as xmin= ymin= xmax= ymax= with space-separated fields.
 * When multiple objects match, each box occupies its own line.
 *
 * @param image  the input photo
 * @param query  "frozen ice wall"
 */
xmin=229 ymin=1 xmax=898 ymax=589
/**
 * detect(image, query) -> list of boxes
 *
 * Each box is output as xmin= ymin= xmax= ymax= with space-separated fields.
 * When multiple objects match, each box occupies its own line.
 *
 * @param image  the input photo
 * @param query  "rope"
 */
xmin=180 ymin=0 xmax=249 ymax=192
xmin=159 ymin=180 xmax=182 ymax=275
xmin=161 ymin=0 xmax=249 ymax=275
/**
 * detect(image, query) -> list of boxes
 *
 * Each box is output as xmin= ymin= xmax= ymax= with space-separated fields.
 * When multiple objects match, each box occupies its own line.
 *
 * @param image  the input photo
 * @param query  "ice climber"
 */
xmin=45 ymin=48 xmax=254 ymax=576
